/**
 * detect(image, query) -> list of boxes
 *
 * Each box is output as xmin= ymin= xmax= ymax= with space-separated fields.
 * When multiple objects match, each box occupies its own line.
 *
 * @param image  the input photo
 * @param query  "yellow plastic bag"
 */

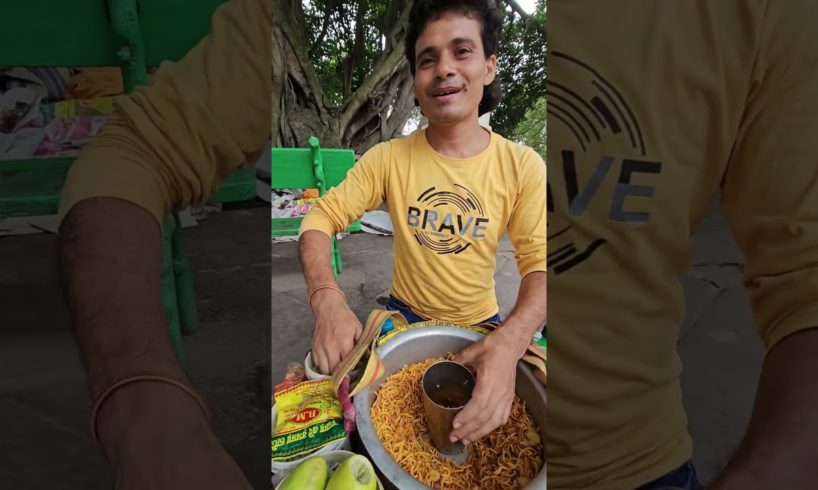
xmin=271 ymin=379 xmax=346 ymax=461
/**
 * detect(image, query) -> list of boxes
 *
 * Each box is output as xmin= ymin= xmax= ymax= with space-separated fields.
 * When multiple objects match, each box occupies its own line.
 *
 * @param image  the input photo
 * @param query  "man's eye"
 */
xmin=419 ymin=58 xmax=434 ymax=66
xmin=457 ymin=48 xmax=471 ymax=56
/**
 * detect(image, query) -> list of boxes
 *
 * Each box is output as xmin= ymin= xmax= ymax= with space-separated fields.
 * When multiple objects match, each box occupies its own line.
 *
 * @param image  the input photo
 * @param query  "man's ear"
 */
xmin=484 ymin=54 xmax=497 ymax=86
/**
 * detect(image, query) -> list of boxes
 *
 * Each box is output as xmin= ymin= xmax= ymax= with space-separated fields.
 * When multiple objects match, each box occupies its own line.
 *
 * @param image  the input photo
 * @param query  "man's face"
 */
xmin=413 ymin=12 xmax=497 ymax=126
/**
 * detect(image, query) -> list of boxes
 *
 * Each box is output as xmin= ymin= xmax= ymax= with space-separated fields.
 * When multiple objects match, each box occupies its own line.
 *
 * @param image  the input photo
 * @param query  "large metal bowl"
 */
xmin=353 ymin=326 xmax=547 ymax=490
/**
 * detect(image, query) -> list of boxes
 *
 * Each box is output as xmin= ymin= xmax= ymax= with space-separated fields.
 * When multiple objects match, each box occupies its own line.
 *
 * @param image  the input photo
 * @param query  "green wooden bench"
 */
xmin=271 ymin=136 xmax=360 ymax=279
xmin=0 ymin=0 xmax=255 ymax=363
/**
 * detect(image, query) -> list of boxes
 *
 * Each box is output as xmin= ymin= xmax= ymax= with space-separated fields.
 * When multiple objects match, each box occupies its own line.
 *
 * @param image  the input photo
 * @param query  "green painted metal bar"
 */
xmin=172 ymin=215 xmax=200 ymax=337
xmin=109 ymin=0 xmax=147 ymax=90
xmin=309 ymin=137 xmax=342 ymax=279
xmin=161 ymin=214 xmax=185 ymax=365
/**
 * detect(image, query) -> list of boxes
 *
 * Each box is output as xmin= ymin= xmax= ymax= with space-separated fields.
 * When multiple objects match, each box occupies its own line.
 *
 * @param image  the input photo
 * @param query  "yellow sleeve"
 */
xmin=58 ymin=0 xmax=271 ymax=223
xmin=299 ymin=142 xmax=389 ymax=237
xmin=720 ymin=0 xmax=818 ymax=350
xmin=508 ymin=149 xmax=547 ymax=277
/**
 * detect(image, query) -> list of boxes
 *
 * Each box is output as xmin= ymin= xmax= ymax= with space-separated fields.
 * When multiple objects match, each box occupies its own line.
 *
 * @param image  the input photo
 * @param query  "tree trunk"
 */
xmin=271 ymin=0 xmax=415 ymax=155
xmin=271 ymin=0 xmax=341 ymax=148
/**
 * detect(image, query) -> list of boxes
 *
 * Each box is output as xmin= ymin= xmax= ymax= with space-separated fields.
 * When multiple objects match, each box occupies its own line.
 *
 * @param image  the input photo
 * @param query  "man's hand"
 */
xmin=299 ymin=230 xmax=364 ymax=375
xmin=449 ymin=327 xmax=526 ymax=445
xmin=98 ymin=382 xmax=251 ymax=490
xmin=310 ymin=289 xmax=363 ymax=375
xmin=449 ymin=271 xmax=546 ymax=444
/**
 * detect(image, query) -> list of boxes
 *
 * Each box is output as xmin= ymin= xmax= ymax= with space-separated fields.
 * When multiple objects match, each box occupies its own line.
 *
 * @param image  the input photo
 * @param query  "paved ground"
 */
xmin=679 ymin=200 xmax=764 ymax=482
xmin=1 ymin=198 xmax=762 ymax=487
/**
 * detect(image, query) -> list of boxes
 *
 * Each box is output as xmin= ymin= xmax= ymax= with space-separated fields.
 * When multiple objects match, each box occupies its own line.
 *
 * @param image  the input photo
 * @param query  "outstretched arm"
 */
xmin=712 ymin=2 xmax=818 ymax=487
xmin=451 ymin=150 xmax=548 ymax=445
xmin=710 ymin=328 xmax=818 ymax=489
xmin=298 ymin=142 xmax=389 ymax=374
xmin=56 ymin=0 xmax=270 ymax=486
xmin=59 ymin=198 xmax=251 ymax=489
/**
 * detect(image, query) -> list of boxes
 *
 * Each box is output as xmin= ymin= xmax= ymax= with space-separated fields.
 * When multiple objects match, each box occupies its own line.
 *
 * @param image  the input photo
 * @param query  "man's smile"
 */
xmin=431 ymin=84 xmax=466 ymax=103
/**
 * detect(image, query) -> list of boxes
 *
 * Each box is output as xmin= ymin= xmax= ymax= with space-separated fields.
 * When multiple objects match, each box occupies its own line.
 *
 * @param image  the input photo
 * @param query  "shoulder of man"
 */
xmin=490 ymin=131 xmax=545 ymax=170
xmin=355 ymin=130 xmax=421 ymax=163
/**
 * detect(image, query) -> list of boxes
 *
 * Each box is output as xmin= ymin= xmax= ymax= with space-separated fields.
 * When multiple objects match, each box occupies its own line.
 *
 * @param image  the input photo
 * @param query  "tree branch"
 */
xmin=387 ymin=0 xmax=411 ymax=53
xmin=273 ymin=0 xmax=418 ymax=153
xmin=502 ymin=0 xmax=546 ymax=37
xmin=273 ymin=0 xmax=345 ymax=147
xmin=273 ymin=0 xmax=330 ymax=108
xmin=358 ymin=74 xmax=415 ymax=152
xmin=386 ymin=75 xmax=416 ymax=136
xmin=340 ymin=0 xmax=411 ymax=134
xmin=341 ymin=0 xmax=368 ymax=99
xmin=382 ymin=0 xmax=411 ymax=51
xmin=309 ymin=0 xmax=336 ymax=58
xmin=380 ymin=0 xmax=406 ymax=52
xmin=504 ymin=0 xmax=530 ymax=19
xmin=342 ymin=63 xmax=409 ymax=143
xmin=271 ymin=29 xmax=286 ymax=145
xmin=340 ymin=46 xmax=406 ymax=134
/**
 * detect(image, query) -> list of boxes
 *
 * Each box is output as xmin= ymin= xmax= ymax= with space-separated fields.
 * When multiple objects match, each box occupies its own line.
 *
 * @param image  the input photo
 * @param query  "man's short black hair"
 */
xmin=406 ymin=0 xmax=503 ymax=116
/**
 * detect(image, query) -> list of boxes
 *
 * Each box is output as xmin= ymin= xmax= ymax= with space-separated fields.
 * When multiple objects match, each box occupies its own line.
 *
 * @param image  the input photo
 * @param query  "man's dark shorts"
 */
xmin=385 ymin=295 xmax=502 ymax=325
xmin=638 ymin=461 xmax=702 ymax=490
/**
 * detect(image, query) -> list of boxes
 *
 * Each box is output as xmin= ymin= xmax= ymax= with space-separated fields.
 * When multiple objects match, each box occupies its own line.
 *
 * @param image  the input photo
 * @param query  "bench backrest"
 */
xmin=1 ymin=0 xmax=227 ymax=71
xmin=270 ymin=136 xmax=358 ymax=237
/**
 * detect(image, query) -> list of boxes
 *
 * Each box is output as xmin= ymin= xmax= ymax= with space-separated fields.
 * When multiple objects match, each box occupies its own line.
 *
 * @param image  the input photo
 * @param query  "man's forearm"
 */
xmin=298 ymin=230 xmax=342 ymax=306
xmin=58 ymin=197 xmax=187 ymax=398
xmin=501 ymin=271 xmax=547 ymax=355
xmin=710 ymin=327 xmax=818 ymax=489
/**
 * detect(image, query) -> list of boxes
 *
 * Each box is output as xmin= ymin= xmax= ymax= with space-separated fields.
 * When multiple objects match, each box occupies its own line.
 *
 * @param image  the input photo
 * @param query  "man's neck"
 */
xmin=425 ymin=118 xmax=490 ymax=158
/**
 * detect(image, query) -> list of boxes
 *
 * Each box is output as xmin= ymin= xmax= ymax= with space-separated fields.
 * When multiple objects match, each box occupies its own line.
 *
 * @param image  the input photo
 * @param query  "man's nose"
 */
xmin=435 ymin=52 xmax=457 ymax=79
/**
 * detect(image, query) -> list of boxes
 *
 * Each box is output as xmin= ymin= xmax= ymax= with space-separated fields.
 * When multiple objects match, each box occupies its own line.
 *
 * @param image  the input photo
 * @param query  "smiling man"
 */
xmin=299 ymin=0 xmax=547 ymax=446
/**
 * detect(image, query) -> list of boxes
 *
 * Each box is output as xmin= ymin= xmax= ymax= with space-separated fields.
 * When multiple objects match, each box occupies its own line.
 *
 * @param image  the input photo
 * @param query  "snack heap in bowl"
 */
xmin=371 ymin=356 xmax=544 ymax=490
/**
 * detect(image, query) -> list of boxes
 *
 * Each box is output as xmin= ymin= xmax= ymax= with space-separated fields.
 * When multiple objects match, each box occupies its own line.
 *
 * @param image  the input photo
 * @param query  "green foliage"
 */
xmin=491 ymin=0 xmax=546 ymax=140
xmin=510 ymin=96 xmax=546 ymax=157
xmin=303 ymin=0 xmax=392 ymax=106
xmin=301 ymin=0 xmax=545 ymax=138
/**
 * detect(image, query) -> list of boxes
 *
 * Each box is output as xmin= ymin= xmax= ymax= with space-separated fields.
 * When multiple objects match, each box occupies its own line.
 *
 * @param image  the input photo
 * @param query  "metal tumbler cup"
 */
xmin=421 ymin=360 xmax=476 ymax=455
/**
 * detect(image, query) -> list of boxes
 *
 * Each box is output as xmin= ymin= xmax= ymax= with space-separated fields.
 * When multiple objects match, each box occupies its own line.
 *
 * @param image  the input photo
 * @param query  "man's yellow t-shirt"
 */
xmin=300 ymin=129 xmax=547 ymax=325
